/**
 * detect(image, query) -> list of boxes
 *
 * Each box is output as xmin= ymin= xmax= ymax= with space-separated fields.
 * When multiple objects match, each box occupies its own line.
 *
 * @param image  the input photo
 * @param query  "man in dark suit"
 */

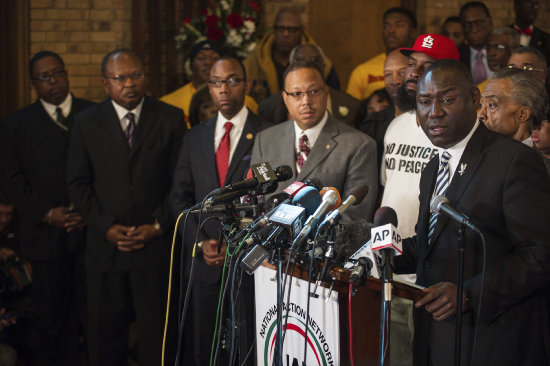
xmin=0 ymin=50 xmax=94 ymax=366
xmin=509 ymin=0 xmax=550 ymax=64
xmin=171 ymin=56 xmax=269 ymax=365
xmin=67 ymin=49 xmax=185 ymax=366
xmin=252 ymin=60 xmax=378 ymax=221
xmin=395 ymin=59 xmax=550 ymax=366
xmin=458 ymin=2 xmax=493 ymax=85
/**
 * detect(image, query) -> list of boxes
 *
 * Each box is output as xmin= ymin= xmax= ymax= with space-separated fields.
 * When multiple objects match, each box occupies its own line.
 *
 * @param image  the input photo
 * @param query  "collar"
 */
xmin=111 ymin=97 xmax=144 ymax=124
xmin=513 ymin=24 xmax=533 ymax=36
xmin=40 ymin=92 xmax=72 ymax=121
xmin=522 ymin=136 xmax=533 ymax=147
xmin=215 ymin=105 xmax=248 ymax=131
xmin=440 ymin=119 xmax=479 ymax=180
xmin=294 ymin=111 xmax=329 ymax=151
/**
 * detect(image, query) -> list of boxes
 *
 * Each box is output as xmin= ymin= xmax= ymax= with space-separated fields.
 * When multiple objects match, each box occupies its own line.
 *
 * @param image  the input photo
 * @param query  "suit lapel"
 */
xmin=99 ymin=100 xmax=129 ymax=152
xmin=428 ymin=124 xmax=486 ymax=249
xmin=297 ymin=115 xmax=338 ymax=181
xmin=225 ymin=112 xmax=257 ymax=184
xmin=130 ymin=97 xmax=156 ymax=158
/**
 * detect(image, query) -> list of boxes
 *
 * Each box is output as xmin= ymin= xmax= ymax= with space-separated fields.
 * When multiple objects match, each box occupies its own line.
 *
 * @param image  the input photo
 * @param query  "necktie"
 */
xmin=125 ymin=112 xmax=136 ymax=148
xmin=428 ymin=151 xmax=451 ymax=244
xmin=296 ymin=133 xmax=310 ymax=173
xmin=472 ymin=51 xmax=487 ymax=85
xmin=216 ymin=122 xmax=233 ymax=187
xmin=55 ymin=107 xmax=67 ymax=127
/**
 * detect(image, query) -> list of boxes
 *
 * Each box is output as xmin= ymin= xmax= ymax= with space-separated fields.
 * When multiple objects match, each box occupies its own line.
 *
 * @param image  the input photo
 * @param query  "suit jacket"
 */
xmin=257 ymin=88 xmax=360 ymax=126
xmin=67 ymin=96 xmax=185 ymax=271
xmin=0 ymin=96 xmax=94 ymax=260
xmin=170 ymin=111 xmax=269 ymax=283
xmin=508 ymin=24 xmax=550 ymax=64
xmin=251 ymin=114 xmax=378 ymax=221
xmin=396 ymin=124 xmax=550 ymax=366
xmin=458 ymin=43 xmax=471 ymax=71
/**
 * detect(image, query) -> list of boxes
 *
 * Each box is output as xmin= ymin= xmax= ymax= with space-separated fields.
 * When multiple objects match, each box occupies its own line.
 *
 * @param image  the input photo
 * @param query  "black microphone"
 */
xmin=430 ymin=195 xmax=480 ymax=233
xmin=349 ymin=257 xmax=373 ymax=296
xmin=318 ymin=185 xmax=369 ymax=229
xmin=210 ymin=163 xmax=293 ymax=196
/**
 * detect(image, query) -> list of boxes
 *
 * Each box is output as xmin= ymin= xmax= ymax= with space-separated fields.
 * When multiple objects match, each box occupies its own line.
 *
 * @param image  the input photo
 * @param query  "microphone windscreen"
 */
xmin=373 ymin=206 xmax=398 ymax=227
xmin=305 ymin=178 xmax=323 ymax=191
xmin=349 ymin=185 xmax=369 ymax=205
xmin=292 ymin=186 xmax=321 ymax=217
xmin=274 ymin=165 xmax=293 ymax=182
xmin=320 ymin=187 xmax=342 ymax=211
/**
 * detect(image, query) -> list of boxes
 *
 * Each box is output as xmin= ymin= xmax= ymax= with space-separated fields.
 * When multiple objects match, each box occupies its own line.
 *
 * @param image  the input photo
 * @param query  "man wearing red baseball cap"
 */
xmin=379 ymin=34 xmax=459 ymax=364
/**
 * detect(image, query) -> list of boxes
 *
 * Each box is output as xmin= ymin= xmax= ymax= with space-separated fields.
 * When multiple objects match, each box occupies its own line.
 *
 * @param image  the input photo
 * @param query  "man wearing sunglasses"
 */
xmin=243 ymin=7 xmax=340 ymax=104
xmin=252 ymin=60 xmax=378 ymax=221
xmin=0 ymin=50 xmax=94 ymax=366
xmin=67 ymin=48 xmax=185 ymax=366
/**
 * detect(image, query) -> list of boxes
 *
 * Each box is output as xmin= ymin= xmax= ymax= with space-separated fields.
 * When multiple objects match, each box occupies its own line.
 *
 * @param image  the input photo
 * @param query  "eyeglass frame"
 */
xmin=208 ymin=78 xmax=245 ymax=88
xmin=32 ymin=70 xmax=67 ymax=83
xmin=506 ymin=65 xmax=546 ymax=73
xmin=283 ymin=87 xmax=326 ymax=100
xmin=104 ymin=71 xmax=145 ymax=83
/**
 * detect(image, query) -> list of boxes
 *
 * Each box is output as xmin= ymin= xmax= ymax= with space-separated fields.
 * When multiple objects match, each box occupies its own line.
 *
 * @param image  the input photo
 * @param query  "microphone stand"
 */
xmin=378 ymin=249 xmax=392 ymax=366
xmin=455 ymin=225 xmax=466 ymax=366
xmin=274 ymin=246 xmax=284 ymax=366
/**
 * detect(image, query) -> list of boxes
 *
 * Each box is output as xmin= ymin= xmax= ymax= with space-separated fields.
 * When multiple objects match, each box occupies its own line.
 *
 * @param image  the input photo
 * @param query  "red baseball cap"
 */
xmin=400 ymin=34 xmax=459 ymax=61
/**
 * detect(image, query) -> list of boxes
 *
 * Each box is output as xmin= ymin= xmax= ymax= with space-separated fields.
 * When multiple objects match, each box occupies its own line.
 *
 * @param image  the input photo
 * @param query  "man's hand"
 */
xmin=106 ymin=224 xmax=141 ymax=252
xmin=45 ymin=206 xmax=85 ymax=232
xmin=415 ymin=282 xmax=468 ymax=321
xmin=0 ymin=248 xmax=16 ymax=261
xmin=200 ymin=239 xmax=226 ymax=267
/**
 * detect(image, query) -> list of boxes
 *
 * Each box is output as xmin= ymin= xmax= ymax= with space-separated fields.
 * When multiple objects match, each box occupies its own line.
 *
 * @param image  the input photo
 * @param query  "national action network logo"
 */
xmin=259 ymin=302 xmax=336 ymax=366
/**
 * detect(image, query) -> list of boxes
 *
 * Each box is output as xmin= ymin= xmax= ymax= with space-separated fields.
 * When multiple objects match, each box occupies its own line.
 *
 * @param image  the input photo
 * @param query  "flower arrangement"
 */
xmin=175 ymin=0 xmax=262 ymax=59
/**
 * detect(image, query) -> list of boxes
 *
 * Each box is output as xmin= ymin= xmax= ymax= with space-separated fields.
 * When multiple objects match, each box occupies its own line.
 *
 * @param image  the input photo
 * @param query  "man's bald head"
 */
xmin=289 ymin=44 xmax=325 ymax=71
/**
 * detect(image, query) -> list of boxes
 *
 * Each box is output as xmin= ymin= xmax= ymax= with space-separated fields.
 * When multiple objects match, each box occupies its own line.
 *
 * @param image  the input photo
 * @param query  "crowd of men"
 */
xmin=0 ymin=0 xmax=549 ymax=365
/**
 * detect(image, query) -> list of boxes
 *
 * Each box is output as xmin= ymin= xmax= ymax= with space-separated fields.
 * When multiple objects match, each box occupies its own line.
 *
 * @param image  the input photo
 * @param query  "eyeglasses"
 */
xmin=273 ymin=25 xmax=302 ymax=34
xmin=284 ymin=88 xmax=325 ymax=100
xmin=105 ymin=72 xmax=145 ymax=83
xmin=507 ymin=65 xmax=546 ymax=72
xmin=487 ymin=44 xmax=507 ymax=51
xmin=208 ymin=78 xmax=244 ymax=88
xmin=32 ymin=70 xmax=67 ymax=83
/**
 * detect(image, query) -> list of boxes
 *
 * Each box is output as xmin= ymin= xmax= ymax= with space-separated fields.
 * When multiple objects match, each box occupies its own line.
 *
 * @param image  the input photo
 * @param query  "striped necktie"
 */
xmin=428 ymin=151 xmax=451 ymax=244
xmin=296 ymin=134 xmax=310 ymax=173
xmin=125 ymin=112 xmax=136 ymax=148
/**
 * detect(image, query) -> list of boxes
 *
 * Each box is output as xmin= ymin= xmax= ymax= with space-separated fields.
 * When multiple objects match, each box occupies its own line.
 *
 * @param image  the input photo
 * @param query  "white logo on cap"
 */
xmin=421 ymin=35 xmax=434 ymax=49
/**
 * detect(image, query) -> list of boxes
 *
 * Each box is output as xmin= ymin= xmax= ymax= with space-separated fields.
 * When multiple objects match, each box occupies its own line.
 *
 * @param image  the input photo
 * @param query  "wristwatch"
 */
xmin=153 ymin=219 xmax=162 ymax=234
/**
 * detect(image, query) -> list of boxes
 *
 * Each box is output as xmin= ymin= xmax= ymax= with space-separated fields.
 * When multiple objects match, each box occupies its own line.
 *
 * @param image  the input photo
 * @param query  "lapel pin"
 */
xmin=326 ymin=144 xmax=330 ymax=150
xmin=246 ymin=133 xmax=253 ymax=140
xmin=458 ymin=163 xmax=467 ymax=176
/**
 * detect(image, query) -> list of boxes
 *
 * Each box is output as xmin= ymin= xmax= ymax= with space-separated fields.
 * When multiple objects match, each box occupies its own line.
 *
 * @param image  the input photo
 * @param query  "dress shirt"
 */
xmin=214 ymin=106 xmax=248 ymax=163
xmin=439 ymin=120 xmax=479 ymax=184
xmin=112 ymin=98 xmax=144 ymax=131
xmin=293 ymin=111 xmax=328 ymax=152
xmin=40 ymin=92 xmax=73 ymax=129
xmin=469 ymin=47 xmax=493 ymax=81
xmin=514 ymin=24 xmax=532 ymax=47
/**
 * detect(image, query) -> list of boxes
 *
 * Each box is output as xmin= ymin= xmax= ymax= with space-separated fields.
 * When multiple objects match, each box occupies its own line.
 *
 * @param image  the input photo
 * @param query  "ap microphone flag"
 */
xmin=370 ymin=207 xmax=403 ymax=255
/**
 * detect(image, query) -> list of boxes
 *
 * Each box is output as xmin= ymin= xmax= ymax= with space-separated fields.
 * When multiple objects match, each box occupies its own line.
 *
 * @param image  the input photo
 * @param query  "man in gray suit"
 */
xmin=251 ymin=60 xmax=378 ymax=220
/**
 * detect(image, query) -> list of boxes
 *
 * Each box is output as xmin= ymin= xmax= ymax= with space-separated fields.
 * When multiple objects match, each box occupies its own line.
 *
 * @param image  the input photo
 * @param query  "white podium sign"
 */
xmin=254 ymin=266 xmax=340 ymax=366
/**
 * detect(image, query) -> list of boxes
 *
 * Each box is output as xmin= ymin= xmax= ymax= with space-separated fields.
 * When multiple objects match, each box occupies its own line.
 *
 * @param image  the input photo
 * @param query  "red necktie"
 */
xmin=514 ymin=26 xmax=533 ymax=36
xmin=296 ymin=134 xmax=310 ymax=173
xmin=216 ymin=122 xmax=233 ymax=187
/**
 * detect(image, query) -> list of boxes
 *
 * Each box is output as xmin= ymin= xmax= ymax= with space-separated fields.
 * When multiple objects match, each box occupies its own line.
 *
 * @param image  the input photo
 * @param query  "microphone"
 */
xmin=304 ymin=178 xmax=323 ymax=191
xmin=318 ymin=185 xmax=369 ymax=229
xmin=430 ymin=195 xmax=480 ymax=233
xmin=210 ymin=163 xmax=293 ymax=196
xmin=349 ymin=257 xmax=373 ymax=295
xmin=189 ymin=203 xmax=259 ymax=214
xmin=289 ymin=189 xmax=339 ymax=256
xmin=320 ymin=187 xmax=342 ymax=211
xmin=291 ymin=185 xmax=322 ymax=216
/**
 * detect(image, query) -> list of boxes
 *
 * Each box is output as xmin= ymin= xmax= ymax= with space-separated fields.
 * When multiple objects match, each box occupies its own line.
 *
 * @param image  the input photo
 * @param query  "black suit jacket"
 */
xmin=170 ymin=111 xmax=269 ymax=283
xmin=0 ymin=96 xmax=94 ymax=260
xmin=508 ymin=24 xmax=550 ymax=64
xmin=458 ymin=43 xmax=471 ymax=70
xmin=396 ymin=124 xmax=550 ymax=366
xmin=67 ymin=96 xmax=185 ymax=271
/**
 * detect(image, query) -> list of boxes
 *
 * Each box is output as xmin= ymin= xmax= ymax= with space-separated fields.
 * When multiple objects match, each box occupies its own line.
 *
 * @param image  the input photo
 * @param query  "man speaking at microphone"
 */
xmin=251 ymin=59 xmax=378 ymax=221
xmin=171 ymin=56 xmax=270 ymax=364
xmin=394 ymin=59 xmax=550 ymax=366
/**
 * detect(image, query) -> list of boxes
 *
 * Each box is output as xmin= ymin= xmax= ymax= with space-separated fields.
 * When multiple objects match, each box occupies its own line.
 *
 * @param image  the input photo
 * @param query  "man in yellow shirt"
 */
xmin=347 ymin=7 xmax=417 ymax=101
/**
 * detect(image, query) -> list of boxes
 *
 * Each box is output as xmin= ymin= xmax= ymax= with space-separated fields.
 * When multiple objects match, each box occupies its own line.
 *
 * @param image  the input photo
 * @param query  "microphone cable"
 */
xmin=349 ymin=282 xmax=355 ymax=366
xmin=469 ymin=231 xmax=487 ymax=366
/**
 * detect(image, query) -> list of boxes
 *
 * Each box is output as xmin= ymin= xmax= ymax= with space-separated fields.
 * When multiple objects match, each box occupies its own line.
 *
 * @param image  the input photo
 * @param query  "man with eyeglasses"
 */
xmin=243 ymin=7 xmax=340 ymax=103
xmin=459 ymin=2 xmax=494 ymax=85
xmin=171 ymin=56 xmax=269 ymax=365
xmin=0 ymin=50 xmax=94 ymax=366
xmin=509 ymin=0 xmax=550 ymax=66
xmin=67 ymin=48 xmax=185 ymax=366
xmin=507 ymin=46 xmax=547 ymax=84
xmin=252 ymin=59 xmax=378 ymax=221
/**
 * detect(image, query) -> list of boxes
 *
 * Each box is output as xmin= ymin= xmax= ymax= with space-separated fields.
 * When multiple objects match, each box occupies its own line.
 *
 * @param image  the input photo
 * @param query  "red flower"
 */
xmin=207 ymin=26 xmax=223 ymax=41
xmin=248 ymin=1 xmax=260 ymax=13
xmin=227 ymin=13 xmax=244 ymax=29
xmin=205 ymin=14 xmax=220 ymax=27
xmin=201 ymin=9 xmax=207 ymax=15
xmin=183 ymin=18 xmax=191 ymax=24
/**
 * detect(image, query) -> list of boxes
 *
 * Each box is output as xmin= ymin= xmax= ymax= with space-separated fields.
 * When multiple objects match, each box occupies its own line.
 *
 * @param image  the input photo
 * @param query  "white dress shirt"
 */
xmin=214 ymin=106 xmax=248 ymax=163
